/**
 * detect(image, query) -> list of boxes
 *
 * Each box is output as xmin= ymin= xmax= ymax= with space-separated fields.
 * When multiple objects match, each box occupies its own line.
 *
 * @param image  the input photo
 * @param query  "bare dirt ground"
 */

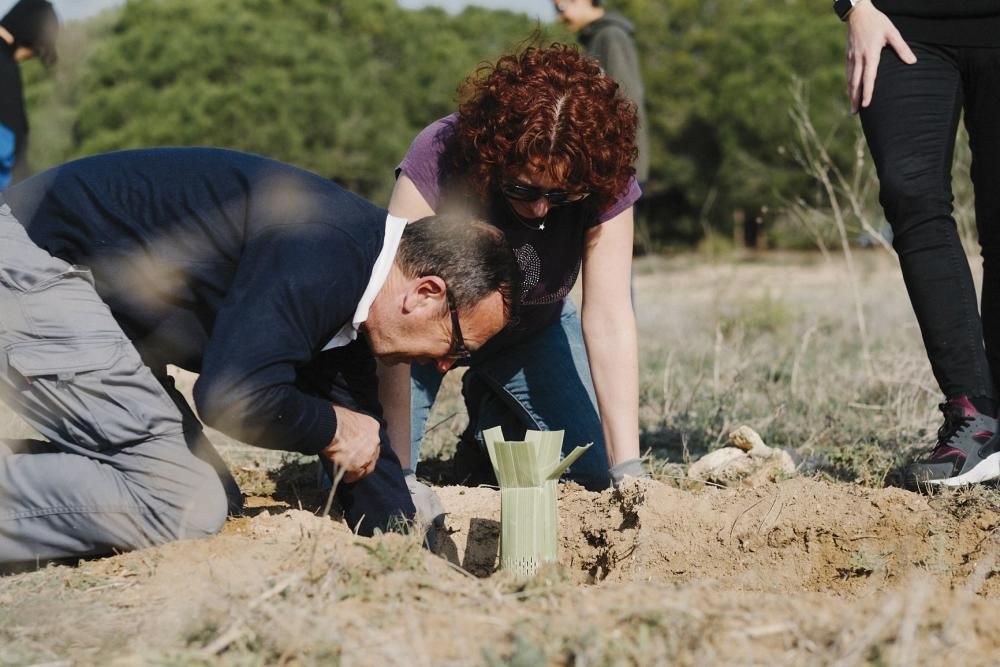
xmin=3 ymin=252 xmax=1000 ymax=666
xmin=2 ymin=479 xmax=998 ymax=666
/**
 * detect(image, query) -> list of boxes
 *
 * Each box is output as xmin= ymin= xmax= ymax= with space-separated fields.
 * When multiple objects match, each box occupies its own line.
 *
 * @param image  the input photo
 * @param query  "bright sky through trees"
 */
xmin=11 ymin=0 xmax=555 ymax=22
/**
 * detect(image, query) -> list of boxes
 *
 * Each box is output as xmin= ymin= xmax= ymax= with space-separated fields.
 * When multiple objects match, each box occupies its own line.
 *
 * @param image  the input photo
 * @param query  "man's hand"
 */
xmin=846 ymin=0 xmax=916 ymax=113
xmin=403 ymin=469 xmax=446 ymax=527
xmin=321 ymin=405 xmax=380 ymax=483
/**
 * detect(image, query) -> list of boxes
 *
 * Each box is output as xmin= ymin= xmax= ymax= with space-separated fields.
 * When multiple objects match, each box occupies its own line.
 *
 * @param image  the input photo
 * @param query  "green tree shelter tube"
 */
xmin=482 ymin=427 xmax=592 ymax=577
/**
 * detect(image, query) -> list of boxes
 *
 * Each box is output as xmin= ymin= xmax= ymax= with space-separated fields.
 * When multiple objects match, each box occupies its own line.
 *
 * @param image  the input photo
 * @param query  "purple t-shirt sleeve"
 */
xmin=396 ymin=115 xmax=457 ymax=211
xmin=598 ymin=177 xmax=641 ymax=224
xmin=397 ymin=113 xmax=642 ymax=223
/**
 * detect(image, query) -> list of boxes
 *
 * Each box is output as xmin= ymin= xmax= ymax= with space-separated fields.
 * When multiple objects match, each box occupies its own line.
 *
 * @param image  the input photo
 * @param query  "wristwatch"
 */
xmin=833 ymin=0 xmax=860 ymax=21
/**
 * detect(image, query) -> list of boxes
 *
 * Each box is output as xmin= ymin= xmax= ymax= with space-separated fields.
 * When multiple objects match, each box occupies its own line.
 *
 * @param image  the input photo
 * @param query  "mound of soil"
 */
xmin=434 ymin=478 xmax=1000 ymax=595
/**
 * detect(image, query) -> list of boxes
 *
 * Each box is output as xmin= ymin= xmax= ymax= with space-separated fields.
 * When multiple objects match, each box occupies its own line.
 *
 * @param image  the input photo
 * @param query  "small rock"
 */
xmin=687 ymin=426 xmax=797 ymax=486
xmin=729 ymin=425 xmax=768 ymax=455
xmin=688 ymin=447 xmax=748 ymax=481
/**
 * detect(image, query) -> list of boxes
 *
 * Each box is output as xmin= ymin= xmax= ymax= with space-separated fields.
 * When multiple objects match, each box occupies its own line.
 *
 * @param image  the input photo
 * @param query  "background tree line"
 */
xmin=21 ymin=0 xmax=853 ymax=247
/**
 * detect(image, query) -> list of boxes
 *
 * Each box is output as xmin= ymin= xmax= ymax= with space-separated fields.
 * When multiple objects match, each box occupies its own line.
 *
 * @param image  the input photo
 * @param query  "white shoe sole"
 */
xmin=926 ymin=451 xmax=1000 ymax=487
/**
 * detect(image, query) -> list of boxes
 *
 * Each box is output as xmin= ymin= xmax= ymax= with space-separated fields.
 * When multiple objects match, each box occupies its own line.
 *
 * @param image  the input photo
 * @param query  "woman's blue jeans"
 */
xmin=410 ymin=301 xmax=611 ymax=489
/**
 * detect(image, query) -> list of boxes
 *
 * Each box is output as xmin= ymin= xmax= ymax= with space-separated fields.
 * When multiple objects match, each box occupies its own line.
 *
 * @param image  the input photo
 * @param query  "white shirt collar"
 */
xmin=322 ymin=213 xmax=407 ymax=351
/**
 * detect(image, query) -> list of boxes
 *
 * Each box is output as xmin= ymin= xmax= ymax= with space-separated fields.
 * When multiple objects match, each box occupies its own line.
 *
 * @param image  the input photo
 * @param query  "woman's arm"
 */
xmin=380 ymin=173 xmax=436 ymax=469
xmin=580 ymin=207 xmax=641 ymax=470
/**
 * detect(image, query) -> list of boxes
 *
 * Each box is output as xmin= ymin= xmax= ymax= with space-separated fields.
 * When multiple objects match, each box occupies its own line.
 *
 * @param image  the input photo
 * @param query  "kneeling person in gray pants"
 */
xmin=0 ymin=148 xmax=518 ymax=565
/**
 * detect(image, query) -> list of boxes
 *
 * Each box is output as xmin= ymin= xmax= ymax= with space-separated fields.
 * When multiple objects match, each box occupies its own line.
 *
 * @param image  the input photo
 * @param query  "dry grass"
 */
xmin=632 ymin=250 xmax=956 ymax=488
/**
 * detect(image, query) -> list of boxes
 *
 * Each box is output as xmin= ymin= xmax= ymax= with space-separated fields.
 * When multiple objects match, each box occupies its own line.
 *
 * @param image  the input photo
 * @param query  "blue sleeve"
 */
xmin=193 ymin=224 xmax=372 ymax=455
xmin=0 ymin=123 xmax=15 ymax=191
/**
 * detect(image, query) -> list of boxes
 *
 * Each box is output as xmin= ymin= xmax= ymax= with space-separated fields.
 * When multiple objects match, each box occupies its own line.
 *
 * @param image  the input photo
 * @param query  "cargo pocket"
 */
xmin=12 ymin=264 xmax=124 ymax=345
xmin=7 ymin=337 xmax=131 ymax=451
xmin=0 ymin=235 xmax=80 ymax=294
xmin=21 ymin=265 xmax=95 ymax=293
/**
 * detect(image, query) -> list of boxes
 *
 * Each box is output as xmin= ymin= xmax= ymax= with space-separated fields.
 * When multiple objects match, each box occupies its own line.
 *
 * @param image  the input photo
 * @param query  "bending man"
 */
xmin=0 ymin=147 xmax=518 ymax=564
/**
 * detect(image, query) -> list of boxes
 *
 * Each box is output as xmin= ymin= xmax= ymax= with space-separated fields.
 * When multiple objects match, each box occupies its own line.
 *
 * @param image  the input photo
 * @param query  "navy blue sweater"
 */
xmin=2 ymin=148 xmax=388 ymax=455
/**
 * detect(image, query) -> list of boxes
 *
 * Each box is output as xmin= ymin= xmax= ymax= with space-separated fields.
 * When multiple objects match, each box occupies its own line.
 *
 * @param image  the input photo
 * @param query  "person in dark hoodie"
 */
xmin=0 ymin=0 xmax=59 ymax=191
xmin=834 ymin=0 xmax=1000 ymax=489
xmin=554 ymin=0 xmax=648 ymax=186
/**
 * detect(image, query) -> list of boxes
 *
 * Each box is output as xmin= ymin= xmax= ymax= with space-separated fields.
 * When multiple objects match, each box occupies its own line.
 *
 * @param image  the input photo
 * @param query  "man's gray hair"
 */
xmin=396 ymin=215 xmax=520 ymax=320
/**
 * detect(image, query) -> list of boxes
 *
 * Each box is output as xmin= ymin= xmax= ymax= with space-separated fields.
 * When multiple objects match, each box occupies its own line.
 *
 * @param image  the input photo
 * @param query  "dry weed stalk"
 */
xmin=712 ymin=324 xmax=723 ymax=397
xmin=831 ymin=591 xmax=905 ymax=667
xmin=951 ymin=130 xmax=979 ymax=256
xmin=789 ymin=321 xmax=819 ymax=395
xmin=890 ymin=578 xmax=930 ymax=667
xmin=660 ymin=349 xmax=676 ymax=417
xmin=788 ymin=82 xmax=883 ymax=379
xmin=788 ymin=82 xmax=889 ymax=255
xmin=307 ymin=465 xmax=346 ymax=576
xmin=199 ymin=572 xmax=305 ymax=656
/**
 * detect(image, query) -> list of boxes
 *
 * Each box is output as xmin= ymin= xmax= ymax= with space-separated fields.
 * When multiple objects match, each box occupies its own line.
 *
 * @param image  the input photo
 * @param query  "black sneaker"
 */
xmin=904 ymin=396 xmax=1000 ymax=490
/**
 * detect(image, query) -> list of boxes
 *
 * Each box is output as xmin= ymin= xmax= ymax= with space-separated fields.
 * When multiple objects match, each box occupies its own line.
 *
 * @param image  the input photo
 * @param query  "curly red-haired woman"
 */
xmin=383 ymin=44 xmax=645 ymax=513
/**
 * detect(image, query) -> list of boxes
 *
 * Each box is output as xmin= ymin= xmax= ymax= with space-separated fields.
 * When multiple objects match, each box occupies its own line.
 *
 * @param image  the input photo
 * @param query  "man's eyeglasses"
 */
xmin=501 ymin=182 xmax=591 ymax=207
xmin=446 ymin=290 xmax=472 ymax=361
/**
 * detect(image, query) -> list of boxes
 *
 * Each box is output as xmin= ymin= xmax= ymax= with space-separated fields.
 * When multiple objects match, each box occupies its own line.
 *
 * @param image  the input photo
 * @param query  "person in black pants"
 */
xmin=837 ymin=0 xmax=1000 ymax=488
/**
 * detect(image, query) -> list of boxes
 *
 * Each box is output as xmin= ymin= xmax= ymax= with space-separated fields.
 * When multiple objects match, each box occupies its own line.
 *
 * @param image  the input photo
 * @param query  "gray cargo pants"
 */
xmin=0 ymin=204 xmax=237 ymax=564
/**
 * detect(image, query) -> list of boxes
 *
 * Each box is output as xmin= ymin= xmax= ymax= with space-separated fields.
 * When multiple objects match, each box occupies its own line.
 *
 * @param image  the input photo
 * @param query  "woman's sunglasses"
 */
xmin=501 ymin=182 xmax=591 ymax=207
